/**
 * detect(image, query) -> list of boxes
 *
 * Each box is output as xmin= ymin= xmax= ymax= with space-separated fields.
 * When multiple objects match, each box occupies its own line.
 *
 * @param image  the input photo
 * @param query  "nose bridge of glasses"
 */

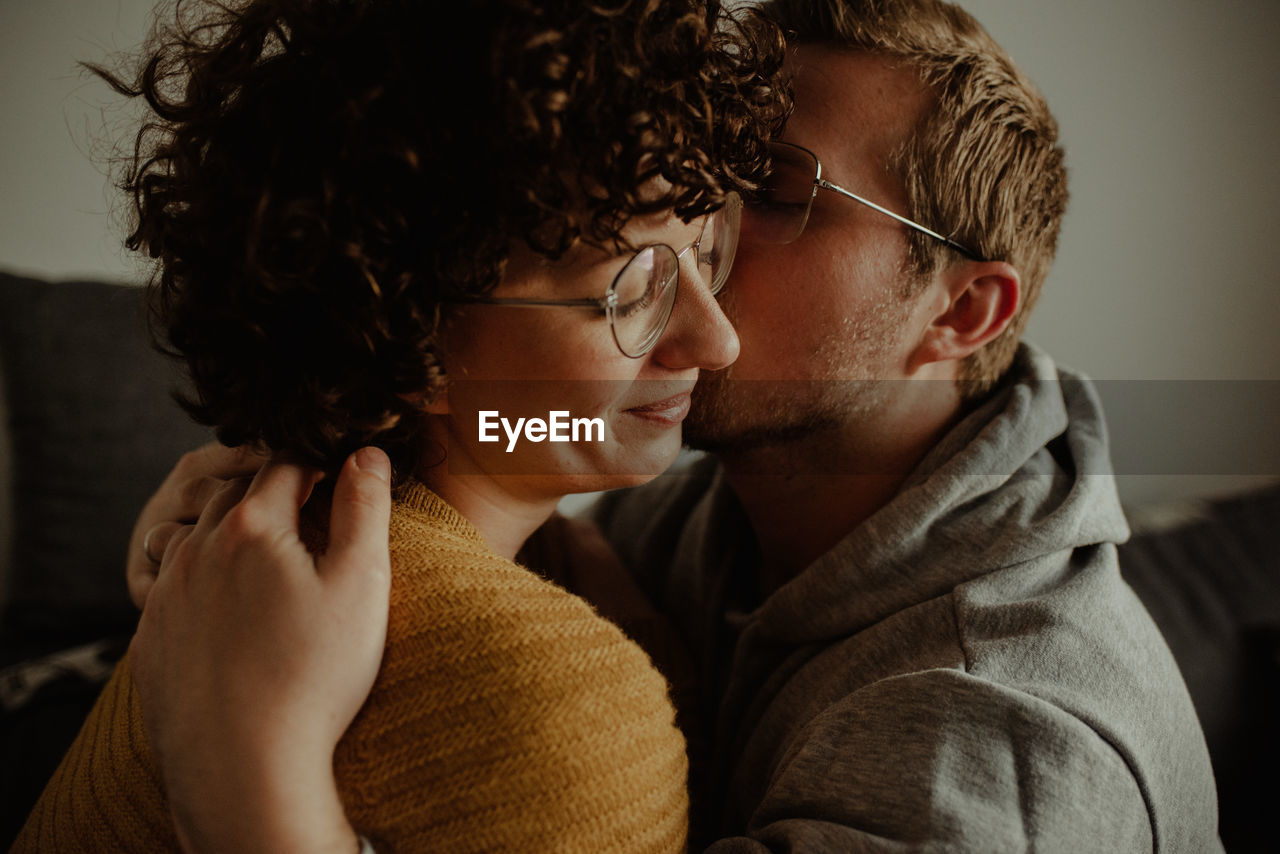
xmin=673 ymin=219 xmax=713 ymax=281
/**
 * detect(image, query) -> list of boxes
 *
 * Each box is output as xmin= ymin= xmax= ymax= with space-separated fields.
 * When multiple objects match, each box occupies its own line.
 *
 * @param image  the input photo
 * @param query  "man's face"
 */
xmin=684 ymin=46 xmax=939 ymax=454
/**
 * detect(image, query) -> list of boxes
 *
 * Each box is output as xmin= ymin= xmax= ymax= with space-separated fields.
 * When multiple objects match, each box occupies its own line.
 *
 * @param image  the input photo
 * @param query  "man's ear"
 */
xmin=908 ymin=261 xmax=1020 ymax=372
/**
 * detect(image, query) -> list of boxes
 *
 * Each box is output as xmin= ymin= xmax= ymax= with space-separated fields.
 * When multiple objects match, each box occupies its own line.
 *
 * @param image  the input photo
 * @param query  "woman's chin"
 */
xmin=429 ymin=428 xmax=683 ymax=499
xmin=556 ymin=470 xmax=661 ymax=495
xmin=541 ymin=438 xmax=683 ymax=495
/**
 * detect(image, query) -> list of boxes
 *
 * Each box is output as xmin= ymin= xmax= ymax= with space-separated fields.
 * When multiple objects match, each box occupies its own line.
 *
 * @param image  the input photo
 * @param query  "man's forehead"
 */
xmin=784 ymin=43 xmax=925 ymax=102
xmin=781 ymin=45 xmax=931 ymax=175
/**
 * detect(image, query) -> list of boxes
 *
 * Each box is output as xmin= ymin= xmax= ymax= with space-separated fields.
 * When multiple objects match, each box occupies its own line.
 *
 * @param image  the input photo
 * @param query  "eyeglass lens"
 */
xmin=610 ymin=246 xmax=681 ymax=356
xmin=609 ymin=196 xmax=741 ymax=357
xmin=743 ymin=143 xmax=818 ymax=245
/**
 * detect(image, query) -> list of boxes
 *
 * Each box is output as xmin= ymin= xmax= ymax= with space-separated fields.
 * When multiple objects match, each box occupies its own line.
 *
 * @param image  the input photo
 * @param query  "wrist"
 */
xmin=168 ymin=751 xmax=357 ymax=854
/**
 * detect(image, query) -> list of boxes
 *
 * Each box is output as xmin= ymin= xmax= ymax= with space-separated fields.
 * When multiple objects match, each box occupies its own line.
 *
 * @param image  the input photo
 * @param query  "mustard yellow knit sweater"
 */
xmin=14 ymin=482 xmax=688 ymax=853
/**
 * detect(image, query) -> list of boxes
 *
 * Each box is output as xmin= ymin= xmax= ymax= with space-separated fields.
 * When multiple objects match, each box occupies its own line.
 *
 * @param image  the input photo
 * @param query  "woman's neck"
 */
xmin=416 ymin=467 xmax=560 ymax=560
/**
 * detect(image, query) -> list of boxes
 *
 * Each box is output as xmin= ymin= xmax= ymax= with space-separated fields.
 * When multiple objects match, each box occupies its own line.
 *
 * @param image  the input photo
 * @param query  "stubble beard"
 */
xmin=683 ymin=290 xmax=914 ymax=459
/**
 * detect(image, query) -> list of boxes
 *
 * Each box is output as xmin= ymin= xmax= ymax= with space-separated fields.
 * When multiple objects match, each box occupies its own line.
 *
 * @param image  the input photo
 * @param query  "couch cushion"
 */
xmin=0 ymin=271 xmax=211 ymax=662
xmin=1119 ymin=485 xmax=1280 ymax=854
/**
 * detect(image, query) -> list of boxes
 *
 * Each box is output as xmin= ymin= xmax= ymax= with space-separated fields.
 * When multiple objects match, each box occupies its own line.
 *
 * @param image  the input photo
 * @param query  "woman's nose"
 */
xmin=649 ymin=261 xmax=739 ymax=371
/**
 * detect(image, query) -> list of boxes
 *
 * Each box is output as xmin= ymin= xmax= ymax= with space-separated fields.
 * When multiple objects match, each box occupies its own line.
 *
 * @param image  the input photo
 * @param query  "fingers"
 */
xmin=133 ymin=521 xmax=197 ymax=610
xmin=145 ymin=520 xmax=187 ymax=562
xmin=129 ymin=521 xmax=188 ymax=607
xmin=169 ymin=443 xmax=270 ymax=520
xmin=161 ymin=523 xmax=195 ymax=563
xmin=128 ymin=559 xmax=160 ymax=612
xmin=127 ymin=442 xmax=269 ymax=611
xmin=132 ymin=445 xmax=386 ymax=618
xmin=126 ymin=551 xmax=159 ymax=611
xmin=239 ymin=457 xmax=326 ymax=531
xmin=175 ymin=441 xmax=270 ymax=482
xmin=189 ymin=476 xmax=254 ymax=542
xmin=181 ymin=458 xmax=323 ymax=577
xmin=321 ymin=448 xmax=392 ymax=586
xmin=170 ymin=474 xmax=234 ymax=523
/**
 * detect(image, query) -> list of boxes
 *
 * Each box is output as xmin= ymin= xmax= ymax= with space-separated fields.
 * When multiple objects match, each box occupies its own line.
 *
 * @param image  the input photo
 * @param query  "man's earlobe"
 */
xmin=909 ymin=261 xmax=1020 ymax=371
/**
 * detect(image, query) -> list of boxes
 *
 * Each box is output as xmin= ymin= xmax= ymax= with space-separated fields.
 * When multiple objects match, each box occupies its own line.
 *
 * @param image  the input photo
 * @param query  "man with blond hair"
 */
xmin=123 ymin=0 xmax=1221 ymax=850
xmin=586 ymin=0 xmax=1223 ymax=850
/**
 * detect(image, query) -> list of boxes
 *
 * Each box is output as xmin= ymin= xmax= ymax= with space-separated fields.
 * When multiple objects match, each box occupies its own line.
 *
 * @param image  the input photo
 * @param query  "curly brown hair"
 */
xmin=93 ymin=0 xmax=789 ymax=475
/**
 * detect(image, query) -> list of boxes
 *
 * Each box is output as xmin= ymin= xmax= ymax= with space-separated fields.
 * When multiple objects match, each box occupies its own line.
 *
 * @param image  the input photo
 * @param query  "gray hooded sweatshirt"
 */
xmin=591 ymin=344 xmax=1222 ymax=853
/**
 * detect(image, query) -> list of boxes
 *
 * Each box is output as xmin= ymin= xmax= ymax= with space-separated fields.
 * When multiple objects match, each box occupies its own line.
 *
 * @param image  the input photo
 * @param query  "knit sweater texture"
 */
xmin=14 ymin=481 xmax=688 ymax=853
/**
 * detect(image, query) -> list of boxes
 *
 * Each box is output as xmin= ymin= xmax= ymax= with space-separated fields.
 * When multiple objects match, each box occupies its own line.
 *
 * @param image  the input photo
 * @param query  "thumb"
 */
xmin=320 ymin=447 xmax=393 ymax=594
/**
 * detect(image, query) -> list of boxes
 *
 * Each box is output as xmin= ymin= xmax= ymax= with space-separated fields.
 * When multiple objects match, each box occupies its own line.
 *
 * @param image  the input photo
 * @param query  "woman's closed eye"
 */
xmin=613 ymin=281 xmax=658 ymax=318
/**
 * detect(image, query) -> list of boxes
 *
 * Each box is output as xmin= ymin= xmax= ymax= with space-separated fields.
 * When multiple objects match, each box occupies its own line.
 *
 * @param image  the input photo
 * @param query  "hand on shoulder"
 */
xmin=129 ymin=448 xmax=393 ymax=853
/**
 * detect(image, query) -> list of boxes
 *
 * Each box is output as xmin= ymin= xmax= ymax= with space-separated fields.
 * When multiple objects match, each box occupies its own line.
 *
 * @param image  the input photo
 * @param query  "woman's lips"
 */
xmin=625 ymin=391 xmax=692 ymax=426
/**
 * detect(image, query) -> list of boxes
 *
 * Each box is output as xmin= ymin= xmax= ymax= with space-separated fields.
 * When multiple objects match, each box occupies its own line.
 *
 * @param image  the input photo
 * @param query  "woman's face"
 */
xmin=431 ymin=209 xmax=740 ymax=499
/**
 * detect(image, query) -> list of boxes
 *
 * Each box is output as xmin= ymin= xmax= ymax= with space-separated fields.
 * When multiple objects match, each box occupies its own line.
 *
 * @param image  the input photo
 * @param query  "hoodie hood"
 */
xmin=755 ymin=343 xmax=1130 ymax=644
xmin=590 ymin=344 xmax=1216 ymax=853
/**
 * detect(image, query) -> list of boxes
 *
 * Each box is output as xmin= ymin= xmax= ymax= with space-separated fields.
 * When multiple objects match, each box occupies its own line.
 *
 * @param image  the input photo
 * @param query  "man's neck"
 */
xmin=724 ymin=468 xmax=906 ymax=599
xmin=718 ymin=393 xmax=962 ymax=599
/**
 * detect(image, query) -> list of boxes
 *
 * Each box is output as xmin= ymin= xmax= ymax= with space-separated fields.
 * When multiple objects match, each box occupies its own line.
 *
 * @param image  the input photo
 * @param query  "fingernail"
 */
xmin=353 ymin=447 xmax=390 ymax=483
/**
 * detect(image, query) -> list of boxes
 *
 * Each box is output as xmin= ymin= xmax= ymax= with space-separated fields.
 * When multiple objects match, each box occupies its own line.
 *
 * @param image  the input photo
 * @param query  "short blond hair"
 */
xmin=761 ymin=0 xmax=1068 ymax=397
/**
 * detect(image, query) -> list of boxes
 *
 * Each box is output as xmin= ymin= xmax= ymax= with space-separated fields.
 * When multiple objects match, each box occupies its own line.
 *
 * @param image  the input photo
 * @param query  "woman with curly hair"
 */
xmin=13 ymin=0 xmax=788 ymax=851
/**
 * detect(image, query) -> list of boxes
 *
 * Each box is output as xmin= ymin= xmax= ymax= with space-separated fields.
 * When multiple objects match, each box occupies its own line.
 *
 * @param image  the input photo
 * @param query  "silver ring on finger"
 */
xmin=142 ymin=527 xmax=162 ymax=564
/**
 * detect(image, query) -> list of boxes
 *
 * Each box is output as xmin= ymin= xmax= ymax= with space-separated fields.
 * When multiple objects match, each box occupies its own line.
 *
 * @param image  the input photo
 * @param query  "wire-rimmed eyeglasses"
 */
xmin=746 ymin=141 xmax=982 ymax=260
xmin=450 ymin=193 xmax=741 ymax=358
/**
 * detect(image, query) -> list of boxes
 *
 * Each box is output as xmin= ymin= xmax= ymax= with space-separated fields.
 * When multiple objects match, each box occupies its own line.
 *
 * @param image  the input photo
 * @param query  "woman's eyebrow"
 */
xmin=536 ymin=209 xmax=700 ymax=271
xmin=621 ymin=215 xmax=702 ymax=249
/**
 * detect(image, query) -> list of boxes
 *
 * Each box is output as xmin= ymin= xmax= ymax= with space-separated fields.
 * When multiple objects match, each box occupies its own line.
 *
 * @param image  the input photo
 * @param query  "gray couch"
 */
xmin=0 ymin=271 xmax=210 ymax=844
xmin=1 ymin=270 xmax=1276 ymax=850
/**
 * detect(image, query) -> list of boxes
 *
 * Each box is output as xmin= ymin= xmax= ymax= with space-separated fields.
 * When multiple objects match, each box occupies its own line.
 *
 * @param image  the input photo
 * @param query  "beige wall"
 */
xmin=0 ymin=0 xmax=153 ymax=283
xmin=2 ymin=0 xmax=1277 ymax=505
xmin=960 ymin=0 xmax=1280 ymax=503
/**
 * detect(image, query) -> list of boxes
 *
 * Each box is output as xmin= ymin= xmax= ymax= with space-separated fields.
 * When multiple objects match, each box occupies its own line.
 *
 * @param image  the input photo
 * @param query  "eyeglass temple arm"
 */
xmin=815 ymin=178 xmax=982 ymax=261
xmin=452 ymin=293 xmax=615 ymax=310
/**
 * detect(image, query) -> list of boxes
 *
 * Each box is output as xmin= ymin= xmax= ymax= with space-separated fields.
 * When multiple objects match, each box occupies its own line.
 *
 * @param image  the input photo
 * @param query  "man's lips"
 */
xmin=625 ymin=391 xmax=692 ymax=425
